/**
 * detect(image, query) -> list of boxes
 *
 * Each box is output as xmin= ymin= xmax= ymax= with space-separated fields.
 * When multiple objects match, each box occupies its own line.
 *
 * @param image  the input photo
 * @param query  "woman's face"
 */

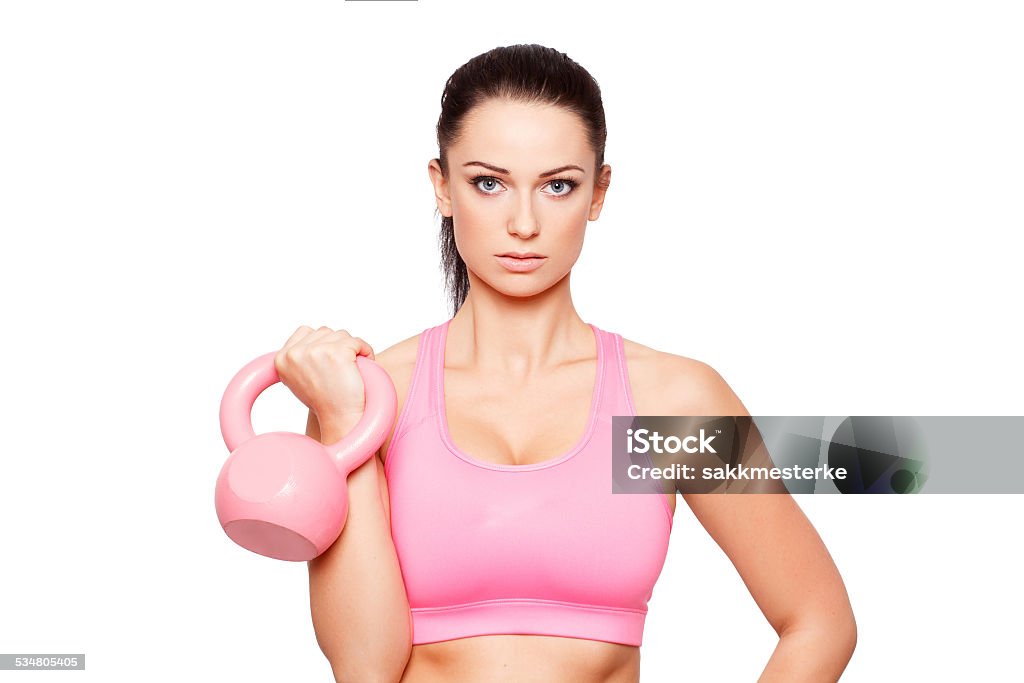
xmin=429 ymin=98 xmax=611 ymax=300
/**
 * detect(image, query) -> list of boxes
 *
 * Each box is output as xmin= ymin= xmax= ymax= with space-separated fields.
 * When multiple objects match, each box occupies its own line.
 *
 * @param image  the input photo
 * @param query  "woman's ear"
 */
xmin=588 ymin=164 xmax=612 ymax=221
xmin=428 ymin=158 xmax=453 ymax=218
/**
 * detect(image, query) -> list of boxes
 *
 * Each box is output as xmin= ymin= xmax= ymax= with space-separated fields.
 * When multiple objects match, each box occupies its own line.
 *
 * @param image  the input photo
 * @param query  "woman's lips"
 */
xmin=495 ymin=255 xmax=547 ymax=272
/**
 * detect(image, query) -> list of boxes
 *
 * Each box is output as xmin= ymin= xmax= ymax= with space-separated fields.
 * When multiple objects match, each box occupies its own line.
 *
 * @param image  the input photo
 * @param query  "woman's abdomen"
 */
xmin=399 ymin=634 xmax=641 ymax=683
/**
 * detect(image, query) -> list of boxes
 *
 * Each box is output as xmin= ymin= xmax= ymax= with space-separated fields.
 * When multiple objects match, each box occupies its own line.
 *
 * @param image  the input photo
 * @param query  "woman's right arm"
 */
xmin=273 ymin=326 xmax=412 ymax=683
xmin=306 ymin=411 xmax=411 ymax=683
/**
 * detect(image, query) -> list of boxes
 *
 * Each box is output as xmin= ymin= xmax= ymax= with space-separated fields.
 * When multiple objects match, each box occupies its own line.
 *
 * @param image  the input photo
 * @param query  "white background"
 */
xmin=1 ymin=1 xmax=1022 ymax=681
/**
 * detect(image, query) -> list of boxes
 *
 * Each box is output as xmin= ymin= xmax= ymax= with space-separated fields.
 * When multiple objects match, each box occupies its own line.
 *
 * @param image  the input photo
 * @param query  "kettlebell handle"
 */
xmin=219 ymin=352 xmax=397 ymax=476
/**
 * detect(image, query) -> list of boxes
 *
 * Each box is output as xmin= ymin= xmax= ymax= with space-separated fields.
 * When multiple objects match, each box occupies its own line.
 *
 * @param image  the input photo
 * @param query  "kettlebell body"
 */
xmin=216 ymin=352 xmax=397 ymax=561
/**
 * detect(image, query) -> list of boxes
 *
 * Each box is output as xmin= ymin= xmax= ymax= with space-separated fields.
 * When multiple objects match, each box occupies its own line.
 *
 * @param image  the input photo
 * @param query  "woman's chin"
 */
xmin=490 ymin=277 xmax=566 ymax=301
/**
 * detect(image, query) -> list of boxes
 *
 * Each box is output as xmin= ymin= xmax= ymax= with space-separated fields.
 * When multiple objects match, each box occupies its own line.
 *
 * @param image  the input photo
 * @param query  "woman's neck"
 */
xmin=447 ymin=274 xmax=593 ymax=377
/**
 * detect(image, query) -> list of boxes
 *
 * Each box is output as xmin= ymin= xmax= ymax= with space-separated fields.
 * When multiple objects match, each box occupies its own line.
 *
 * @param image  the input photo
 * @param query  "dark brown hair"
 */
xmin=435 ymin=44 xmax=608 ymax=314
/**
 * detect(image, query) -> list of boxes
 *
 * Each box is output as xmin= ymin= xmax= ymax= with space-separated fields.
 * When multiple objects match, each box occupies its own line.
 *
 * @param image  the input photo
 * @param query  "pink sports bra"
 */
xmin=384 ymin=319 xmax=673 ymax=646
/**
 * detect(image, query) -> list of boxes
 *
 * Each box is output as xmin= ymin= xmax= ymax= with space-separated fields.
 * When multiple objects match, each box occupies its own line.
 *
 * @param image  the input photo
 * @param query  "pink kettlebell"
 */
xmin=215 ymin=351 xmax=396 ymax=561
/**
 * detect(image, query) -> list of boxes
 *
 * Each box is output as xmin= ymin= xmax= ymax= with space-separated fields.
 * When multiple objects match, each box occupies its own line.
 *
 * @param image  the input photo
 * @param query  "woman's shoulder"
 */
xmin=372 ymin=331 xmax=422 ymax=385
xmin=368 ymin=332 xmax=425 ymax=453
xmin=620 ymin=336 xmax=748 ymax=416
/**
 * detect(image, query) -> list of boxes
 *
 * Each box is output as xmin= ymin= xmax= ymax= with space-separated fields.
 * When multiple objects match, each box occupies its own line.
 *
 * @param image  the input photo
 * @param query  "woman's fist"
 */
xmin=273 ymin=326 xmax=376 ymax=423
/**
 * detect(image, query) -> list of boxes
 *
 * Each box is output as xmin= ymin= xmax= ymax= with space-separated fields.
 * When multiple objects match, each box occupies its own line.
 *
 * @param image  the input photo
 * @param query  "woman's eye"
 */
xmin=473 ymin=176 xmax=503 ymax=194
xmin=545 ymin=178 xmax=578 ymax=197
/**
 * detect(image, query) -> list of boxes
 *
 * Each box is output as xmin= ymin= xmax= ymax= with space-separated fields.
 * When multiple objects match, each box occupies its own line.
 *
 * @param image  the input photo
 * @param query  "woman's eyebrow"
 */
xmin=463 ymin=161 xmax=585 ymax=177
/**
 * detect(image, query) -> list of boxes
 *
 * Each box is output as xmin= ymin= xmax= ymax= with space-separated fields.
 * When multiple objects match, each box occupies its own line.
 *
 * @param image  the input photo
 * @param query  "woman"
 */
xmin=276 ymin=44 xmax=857 ymax=683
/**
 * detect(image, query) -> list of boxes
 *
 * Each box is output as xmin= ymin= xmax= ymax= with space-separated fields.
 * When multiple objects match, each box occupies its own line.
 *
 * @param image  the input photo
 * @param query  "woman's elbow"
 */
xmin=320 ymin=612 xmax=413 ymax=683
xmin=328 ymin=637 xmax=412 ymax=683
xmin=330 ymin=658 xmax=410 ymax=683
xmin=780 ymin=604 xmax=858 ymax=659
xmin=809 ymin=606 xmax=857 ymax=662
xmin=839 ymin=609 xmax=858 ymax=658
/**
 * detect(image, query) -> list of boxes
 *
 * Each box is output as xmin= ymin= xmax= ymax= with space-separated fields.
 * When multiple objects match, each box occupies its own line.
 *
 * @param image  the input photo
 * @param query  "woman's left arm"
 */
xmin=668 ymin=360 xmax=858 ymax=682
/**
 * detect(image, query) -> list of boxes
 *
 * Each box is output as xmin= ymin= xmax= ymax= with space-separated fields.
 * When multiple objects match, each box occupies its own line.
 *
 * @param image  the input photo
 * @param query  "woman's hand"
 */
xmin=274 ymin=326 xmax=376 ymax=425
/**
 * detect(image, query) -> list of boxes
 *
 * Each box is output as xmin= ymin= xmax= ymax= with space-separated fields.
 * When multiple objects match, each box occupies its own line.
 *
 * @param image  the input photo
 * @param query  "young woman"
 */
xmin=275 ymin=44 xmax=857 ymax=683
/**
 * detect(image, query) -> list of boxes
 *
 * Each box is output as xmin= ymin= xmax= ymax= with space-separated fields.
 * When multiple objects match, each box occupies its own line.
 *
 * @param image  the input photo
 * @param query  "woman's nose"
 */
xmin=507 ymin=222 xmax=540 ymax=239
xmin=507 ymin=197 xmax=540 ymax=238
